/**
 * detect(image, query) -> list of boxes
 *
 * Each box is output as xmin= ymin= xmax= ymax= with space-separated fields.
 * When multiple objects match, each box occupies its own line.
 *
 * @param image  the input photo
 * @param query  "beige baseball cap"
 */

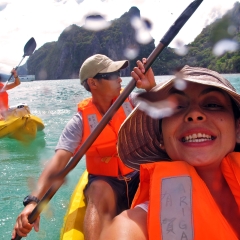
xmin=79 ymin=54 xmax=128 ymax=84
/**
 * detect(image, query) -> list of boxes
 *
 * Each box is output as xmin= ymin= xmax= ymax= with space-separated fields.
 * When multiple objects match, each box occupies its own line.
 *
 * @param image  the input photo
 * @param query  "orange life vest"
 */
xmin=77 ymin=97 xmax=134 ymax=177
xmin=0 ymin=82 xmax=9 ymax=111
xmin=132 ymin=152 xmax=240 ymax=240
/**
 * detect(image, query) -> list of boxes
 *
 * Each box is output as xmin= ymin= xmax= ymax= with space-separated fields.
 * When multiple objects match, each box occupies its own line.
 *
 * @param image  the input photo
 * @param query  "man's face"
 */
xmin=94 ymin=71 xmax=122 ymax=99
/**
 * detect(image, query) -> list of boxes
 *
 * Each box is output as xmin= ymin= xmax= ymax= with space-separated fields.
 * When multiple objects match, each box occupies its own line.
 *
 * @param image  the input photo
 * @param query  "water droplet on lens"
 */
xmin=135 ymin=29 xmax=152 ymax=44
xmin=173 ymin=40 xmax=189 ymax=56
xmin=174 ymin=79 xmax=187 ymax=90
xmin=83 ymin=14 xmax=111 ymax=31
xmin=131 ymin=16 xmax=142 ymax=29
xmin=143 ymin=19 xmax=152 ymax=30
xmin=75 ymin=0 xmax=84 ymax=3
xmin=131 ymin=16 xmax=153 ymax=44
xmin=123 ymin=46 xmax=139 ymax=59
xmin=227 ymin=25 xmax=237 ymax=35
xmin=212 ymin=39 xmax=239 ymax=56
xmin=39 ymin=69 xmax=48 ymax=80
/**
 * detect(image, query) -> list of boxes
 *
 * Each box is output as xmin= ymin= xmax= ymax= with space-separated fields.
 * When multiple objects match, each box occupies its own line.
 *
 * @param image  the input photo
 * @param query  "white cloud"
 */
xmin=0 ymin=0 xmax=238 ymax=74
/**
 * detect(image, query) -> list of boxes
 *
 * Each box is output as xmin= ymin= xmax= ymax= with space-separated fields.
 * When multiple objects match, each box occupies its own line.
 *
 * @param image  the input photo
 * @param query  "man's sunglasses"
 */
xmin=93 ymin=71 xmax=121 ymax=80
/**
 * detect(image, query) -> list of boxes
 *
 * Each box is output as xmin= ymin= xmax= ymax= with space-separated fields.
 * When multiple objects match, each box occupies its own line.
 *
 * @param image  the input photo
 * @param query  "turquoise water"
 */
xmin=1 ymin=74 xmax=239 ymax=239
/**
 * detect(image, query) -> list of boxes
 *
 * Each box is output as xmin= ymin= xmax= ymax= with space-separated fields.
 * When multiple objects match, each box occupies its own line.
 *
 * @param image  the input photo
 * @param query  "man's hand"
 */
xmin=11 ymin=203 xmax=40 ymax=239
xmin=131 ymin=58 xmax=156 ymax=92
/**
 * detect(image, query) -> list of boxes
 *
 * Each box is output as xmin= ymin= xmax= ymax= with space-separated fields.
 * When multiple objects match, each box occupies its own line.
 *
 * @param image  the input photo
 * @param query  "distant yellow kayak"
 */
xmin=0 ymin=104 xmax=44 ymax=141
xmin=60 ymin=170 xmax=88 ymax=240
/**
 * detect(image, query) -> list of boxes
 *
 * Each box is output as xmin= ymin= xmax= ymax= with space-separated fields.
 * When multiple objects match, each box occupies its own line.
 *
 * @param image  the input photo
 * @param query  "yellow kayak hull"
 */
xmin=0 ymin=114 xmax=45 ymax=141
xmin=60 ymin=170 xmax=88 ymax=240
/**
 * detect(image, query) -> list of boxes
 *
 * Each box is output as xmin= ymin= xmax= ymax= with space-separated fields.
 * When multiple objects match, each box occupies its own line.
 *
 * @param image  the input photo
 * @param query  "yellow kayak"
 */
xmin=0 ymin=104 xmax=44 ymax=141
xmin=60 ymin=170 xmax=88 ymax=240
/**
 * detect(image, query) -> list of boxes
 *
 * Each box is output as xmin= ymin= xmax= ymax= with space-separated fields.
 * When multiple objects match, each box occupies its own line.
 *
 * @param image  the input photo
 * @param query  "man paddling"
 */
xmin=12 ymin=54 xmax=156 ymax=240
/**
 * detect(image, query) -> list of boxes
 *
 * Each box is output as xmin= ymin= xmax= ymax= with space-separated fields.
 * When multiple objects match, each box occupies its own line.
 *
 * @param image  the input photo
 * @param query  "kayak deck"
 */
xmin=0 ymin=104 xmax=44 ymax=141
xmin=60 ymin=170 xmax=88 ymax=240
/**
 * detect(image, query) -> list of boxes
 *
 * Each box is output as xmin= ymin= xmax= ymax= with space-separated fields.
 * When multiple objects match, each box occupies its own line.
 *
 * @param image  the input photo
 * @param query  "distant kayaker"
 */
xmin=0 ymin=68 xmax=21 ymax=120
xmin=11 ymin=54 xmax=156 ymax=239
xmin=100 ymin=64 xmax=240 ymax=240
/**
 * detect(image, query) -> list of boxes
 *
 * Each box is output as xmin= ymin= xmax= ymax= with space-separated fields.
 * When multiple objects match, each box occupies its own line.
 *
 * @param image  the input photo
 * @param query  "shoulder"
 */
xmin=100 ymin=208 xmax=148 ymax=240
xmin=55 ymin=112 xmax=83 ymax=153
xmin=60 ymin=112 xmax=83 ymax=139
xmin=78 ymin=97 xmax=92 ymax=109
xmin=65 ymin=112 xmax=83 ymax=129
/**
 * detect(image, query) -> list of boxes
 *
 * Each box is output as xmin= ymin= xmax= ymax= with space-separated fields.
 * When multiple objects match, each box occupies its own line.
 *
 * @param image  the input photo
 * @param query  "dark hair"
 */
xmin=81 ymin=79 xmax=91 ymax=92
xmin=231 ymin=98 xmax=240 ymax=120
xmin=231 ymin=100 xmax=240 ymax=152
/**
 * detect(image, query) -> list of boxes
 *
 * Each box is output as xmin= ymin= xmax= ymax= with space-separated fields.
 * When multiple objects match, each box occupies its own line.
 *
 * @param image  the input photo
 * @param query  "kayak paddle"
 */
xmin=13 ymin=1 xmax=203 ymax=239
xmin=1 ymin=37 xmax=36 ymax=92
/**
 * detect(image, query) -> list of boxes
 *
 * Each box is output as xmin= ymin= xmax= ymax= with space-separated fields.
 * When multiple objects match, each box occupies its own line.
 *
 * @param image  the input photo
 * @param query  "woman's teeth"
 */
xmin=182 ymin=133 xmax=214 ymax=142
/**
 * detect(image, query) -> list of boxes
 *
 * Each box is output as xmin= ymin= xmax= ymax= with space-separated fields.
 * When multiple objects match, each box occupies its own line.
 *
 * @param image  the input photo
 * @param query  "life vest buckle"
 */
xmin=101 ymin=157 xmax=111 ymax=163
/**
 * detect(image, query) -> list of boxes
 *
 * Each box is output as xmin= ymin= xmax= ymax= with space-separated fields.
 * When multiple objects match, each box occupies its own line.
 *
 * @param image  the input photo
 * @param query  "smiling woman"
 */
xmin=99 ymin=64 xmax=240 ymax=240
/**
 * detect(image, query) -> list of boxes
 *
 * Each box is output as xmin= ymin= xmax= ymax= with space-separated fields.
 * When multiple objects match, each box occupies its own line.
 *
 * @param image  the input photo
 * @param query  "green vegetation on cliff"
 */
xmin=23 ymin=2 xmax=240 ymax=80
xmin=26 ymin=7 xmax=155 ymax=80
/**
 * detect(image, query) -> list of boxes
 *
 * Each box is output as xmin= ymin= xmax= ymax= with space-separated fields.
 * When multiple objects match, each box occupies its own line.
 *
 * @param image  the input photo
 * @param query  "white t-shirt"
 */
xmin=135 ymin=201 xmax=149 ymax=212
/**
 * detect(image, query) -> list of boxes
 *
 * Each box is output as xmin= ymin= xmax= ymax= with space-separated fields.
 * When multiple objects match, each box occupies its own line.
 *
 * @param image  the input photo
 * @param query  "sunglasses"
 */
xmin=93 ymin=71 xmax=121 ymax=80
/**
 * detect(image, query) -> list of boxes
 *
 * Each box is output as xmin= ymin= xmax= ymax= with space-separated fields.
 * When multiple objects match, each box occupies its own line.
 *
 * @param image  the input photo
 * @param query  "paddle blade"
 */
xmin=160 ymin=0 xmax=203 ymax=46
xmin=23 ymin=37 xmax=37 ymax=57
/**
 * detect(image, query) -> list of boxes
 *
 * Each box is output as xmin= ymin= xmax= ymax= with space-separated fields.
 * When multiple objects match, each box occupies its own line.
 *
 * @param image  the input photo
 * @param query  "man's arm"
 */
xmin=11 ymin=149 xmax=72 ymax=238
xmin=4 ymin=69 xmax=21 ymax=91
xmin=12 ymin=113 xmax=83 ymax=238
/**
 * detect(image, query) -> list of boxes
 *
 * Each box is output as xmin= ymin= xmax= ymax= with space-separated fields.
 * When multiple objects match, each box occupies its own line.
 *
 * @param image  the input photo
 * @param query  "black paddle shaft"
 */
xmin=53 ymin=0 xmax=204 ymax=180
xmin=13 ymin=1 xmax=203 ymax=239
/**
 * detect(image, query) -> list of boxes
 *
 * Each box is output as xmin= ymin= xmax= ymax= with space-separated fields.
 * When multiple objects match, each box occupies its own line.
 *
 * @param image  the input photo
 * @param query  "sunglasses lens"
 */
xmin=108 ymin=72 xmax=120 ymax=80
xmin=94 ymin=71 xmax=121 ymax=80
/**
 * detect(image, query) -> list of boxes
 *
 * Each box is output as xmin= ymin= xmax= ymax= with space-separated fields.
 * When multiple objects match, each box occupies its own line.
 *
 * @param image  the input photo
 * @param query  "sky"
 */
xmin=0 ymin=0 xmax=239 ymax=74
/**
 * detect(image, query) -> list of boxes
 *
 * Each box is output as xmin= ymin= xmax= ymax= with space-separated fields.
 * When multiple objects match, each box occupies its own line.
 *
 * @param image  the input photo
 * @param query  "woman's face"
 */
xmin=162 ymin=82 xmax=236 ymax=169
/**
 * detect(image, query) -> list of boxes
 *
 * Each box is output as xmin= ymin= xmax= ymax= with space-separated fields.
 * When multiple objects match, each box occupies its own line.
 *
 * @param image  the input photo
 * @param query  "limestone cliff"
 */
xmin=26 ymin=7 xmax=155 ymax=80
